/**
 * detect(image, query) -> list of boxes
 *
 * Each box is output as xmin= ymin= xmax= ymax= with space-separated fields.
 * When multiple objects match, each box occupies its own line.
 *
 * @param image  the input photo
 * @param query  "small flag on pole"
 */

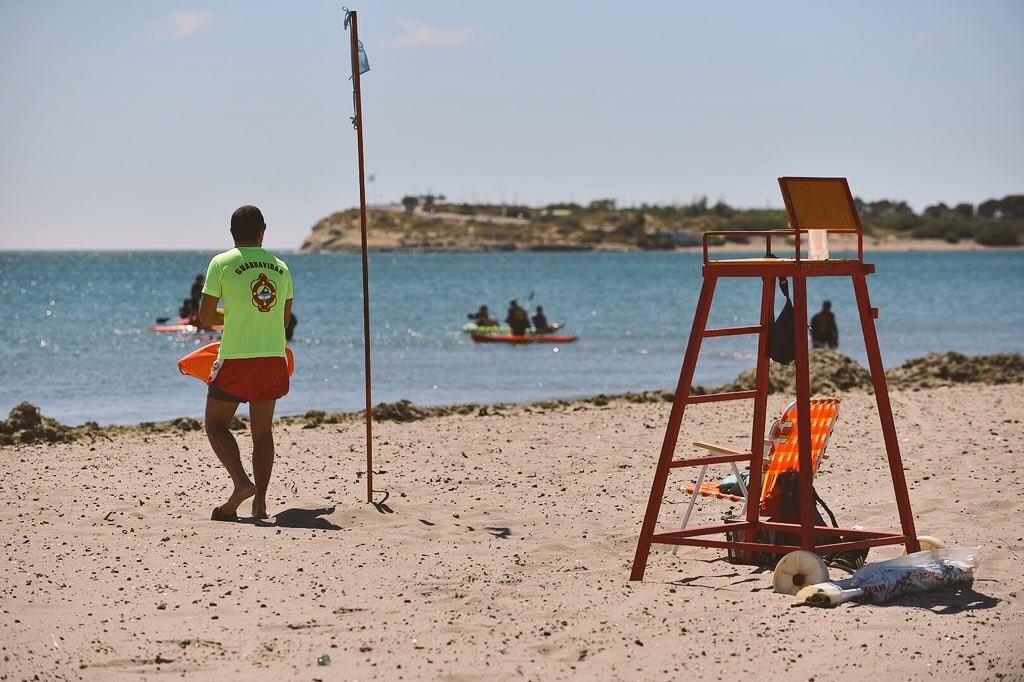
xmin=342 ymin=7 xmax=377 ymax=505
xmin=344 ymin=8 xmax=370 ymax=76
xmin=356 ymin=40 xmax=370 ymax=75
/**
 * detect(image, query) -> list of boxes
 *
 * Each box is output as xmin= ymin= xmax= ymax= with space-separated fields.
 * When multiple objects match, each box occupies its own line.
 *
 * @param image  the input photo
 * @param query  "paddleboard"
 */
xmin=149 ymin=309 xmax=224 ymax=333
xmin=149 ymin=322 xmax=224 ymax=333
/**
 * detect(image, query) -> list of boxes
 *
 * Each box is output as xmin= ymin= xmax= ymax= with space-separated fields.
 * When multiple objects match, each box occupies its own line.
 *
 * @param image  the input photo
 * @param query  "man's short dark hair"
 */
xmin=230 ymin=205 xmax=266 ymax=242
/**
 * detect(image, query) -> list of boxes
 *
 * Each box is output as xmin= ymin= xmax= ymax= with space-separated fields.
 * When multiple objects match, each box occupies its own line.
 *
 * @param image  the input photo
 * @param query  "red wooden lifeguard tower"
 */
xmin=630 ymin=177 xmax=920 ymax=581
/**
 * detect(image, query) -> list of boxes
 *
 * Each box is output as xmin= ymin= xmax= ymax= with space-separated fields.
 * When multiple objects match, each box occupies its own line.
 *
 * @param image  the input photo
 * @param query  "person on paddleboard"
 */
xmin=506 ymin=299 xmax=530 ymax=336
xmin=199 ymin=205 xmax=294 ymax=521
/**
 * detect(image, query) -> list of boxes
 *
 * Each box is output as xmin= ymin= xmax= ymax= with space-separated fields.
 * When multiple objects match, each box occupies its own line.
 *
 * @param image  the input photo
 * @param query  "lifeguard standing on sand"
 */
xmin=199 ymin=205 xmax=294 ymax=521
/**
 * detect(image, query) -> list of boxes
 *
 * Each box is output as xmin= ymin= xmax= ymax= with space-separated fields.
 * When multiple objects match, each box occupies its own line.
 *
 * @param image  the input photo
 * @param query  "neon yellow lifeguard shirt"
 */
xmin=202 ymin=246 xmax=293 ymax=360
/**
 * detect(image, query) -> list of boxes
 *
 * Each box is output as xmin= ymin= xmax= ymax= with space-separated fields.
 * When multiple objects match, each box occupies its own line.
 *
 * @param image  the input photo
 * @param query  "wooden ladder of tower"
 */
xmin=630 ymin=177 xmax=920 ymax=581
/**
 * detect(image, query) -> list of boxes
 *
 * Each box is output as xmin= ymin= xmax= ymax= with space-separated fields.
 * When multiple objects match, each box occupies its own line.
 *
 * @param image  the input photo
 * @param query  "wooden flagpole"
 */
xmin=344 ymin=8 xmax=374 ymax=504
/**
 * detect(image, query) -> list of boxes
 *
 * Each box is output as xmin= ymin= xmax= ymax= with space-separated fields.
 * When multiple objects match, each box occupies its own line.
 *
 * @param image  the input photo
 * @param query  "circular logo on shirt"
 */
xmin=251 ymin=273 xmax=277 ymax=312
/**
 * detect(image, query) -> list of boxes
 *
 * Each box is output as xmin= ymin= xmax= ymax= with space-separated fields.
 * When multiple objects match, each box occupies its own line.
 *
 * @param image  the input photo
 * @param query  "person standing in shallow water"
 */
xmin=189 ymin=274 xmax=205 ymax=322
xmin=810 ymin=300 xmax=839 ymax=349
xmin=199 ymin=205 xmax=294 ymax=521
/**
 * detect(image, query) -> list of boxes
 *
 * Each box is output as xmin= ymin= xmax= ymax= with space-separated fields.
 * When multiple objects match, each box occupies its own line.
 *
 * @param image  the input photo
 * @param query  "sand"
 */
xmin=2 ymin=381 xmax=1022 ymax=681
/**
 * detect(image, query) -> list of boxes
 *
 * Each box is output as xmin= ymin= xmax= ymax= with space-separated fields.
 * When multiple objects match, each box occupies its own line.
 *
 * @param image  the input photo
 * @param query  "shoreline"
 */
xmin=4 ymin=350 xmax=1021 ymax=445
xmin=688 ymin=233 xmax=1024 ymax=253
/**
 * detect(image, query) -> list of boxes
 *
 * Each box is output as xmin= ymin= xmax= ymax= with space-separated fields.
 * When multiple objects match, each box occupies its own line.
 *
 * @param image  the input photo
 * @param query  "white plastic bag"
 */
xmin=795 ymin=547 xmax=980 ymax=607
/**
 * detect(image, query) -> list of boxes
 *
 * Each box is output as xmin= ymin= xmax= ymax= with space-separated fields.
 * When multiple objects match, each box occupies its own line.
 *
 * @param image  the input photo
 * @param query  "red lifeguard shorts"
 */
xmin=208 ymin=356 xmax=290 ymax=403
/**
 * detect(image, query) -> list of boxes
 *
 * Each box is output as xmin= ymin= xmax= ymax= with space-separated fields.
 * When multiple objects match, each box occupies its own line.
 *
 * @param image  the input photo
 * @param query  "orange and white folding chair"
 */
xmin=676 ymin=398 xmax=841 ymax=536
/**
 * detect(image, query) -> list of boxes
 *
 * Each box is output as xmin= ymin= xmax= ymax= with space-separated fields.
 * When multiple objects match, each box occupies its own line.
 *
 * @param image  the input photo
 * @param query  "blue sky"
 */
xmin=1 ymin=0 xmax=1021 ymax=250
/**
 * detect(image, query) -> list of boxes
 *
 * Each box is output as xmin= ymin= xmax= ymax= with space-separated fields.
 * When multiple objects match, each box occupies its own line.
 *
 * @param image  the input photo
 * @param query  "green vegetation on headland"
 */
xmin=299 ymin=193 xmax=1024 ymax=252
xmin=4 ymin=351 xmax=1021 ymax=445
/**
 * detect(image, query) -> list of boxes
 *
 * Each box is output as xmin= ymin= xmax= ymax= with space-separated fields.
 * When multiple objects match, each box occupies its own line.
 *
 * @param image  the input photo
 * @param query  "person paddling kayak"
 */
xmin=531 ymin=305 xmax=563 ymax=333
xmin=467 ymin=304 xmax=498 ymax=327
xmin=505 ymin=299 xmax=530 ymax=336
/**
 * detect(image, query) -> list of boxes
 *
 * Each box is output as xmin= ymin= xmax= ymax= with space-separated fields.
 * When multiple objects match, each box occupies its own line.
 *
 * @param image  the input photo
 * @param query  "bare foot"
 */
xmin=220 ymin=482 xmax=256 ymax=515
xmin=251 ymin=498 xmax=269 ymax=520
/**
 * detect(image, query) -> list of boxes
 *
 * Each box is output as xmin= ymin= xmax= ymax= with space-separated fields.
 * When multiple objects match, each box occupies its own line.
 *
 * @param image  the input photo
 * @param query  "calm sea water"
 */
xmin=1 ymin=250 xmax=1022 ymax=425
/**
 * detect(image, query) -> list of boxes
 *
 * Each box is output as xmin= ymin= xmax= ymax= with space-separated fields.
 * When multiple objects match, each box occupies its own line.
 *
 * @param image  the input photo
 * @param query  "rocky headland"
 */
xmin=297 ymin=201 xmax=1023 ymax=253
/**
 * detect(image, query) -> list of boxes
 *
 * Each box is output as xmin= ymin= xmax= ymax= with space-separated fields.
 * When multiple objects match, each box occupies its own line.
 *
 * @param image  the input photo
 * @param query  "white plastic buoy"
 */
xmin=795 ymin=582 xmax=865 ymax=607
xmin=902 ymin=535 xmax=946 ymax=555
xmin=773 ymin=550 xmax=829 ymax=595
